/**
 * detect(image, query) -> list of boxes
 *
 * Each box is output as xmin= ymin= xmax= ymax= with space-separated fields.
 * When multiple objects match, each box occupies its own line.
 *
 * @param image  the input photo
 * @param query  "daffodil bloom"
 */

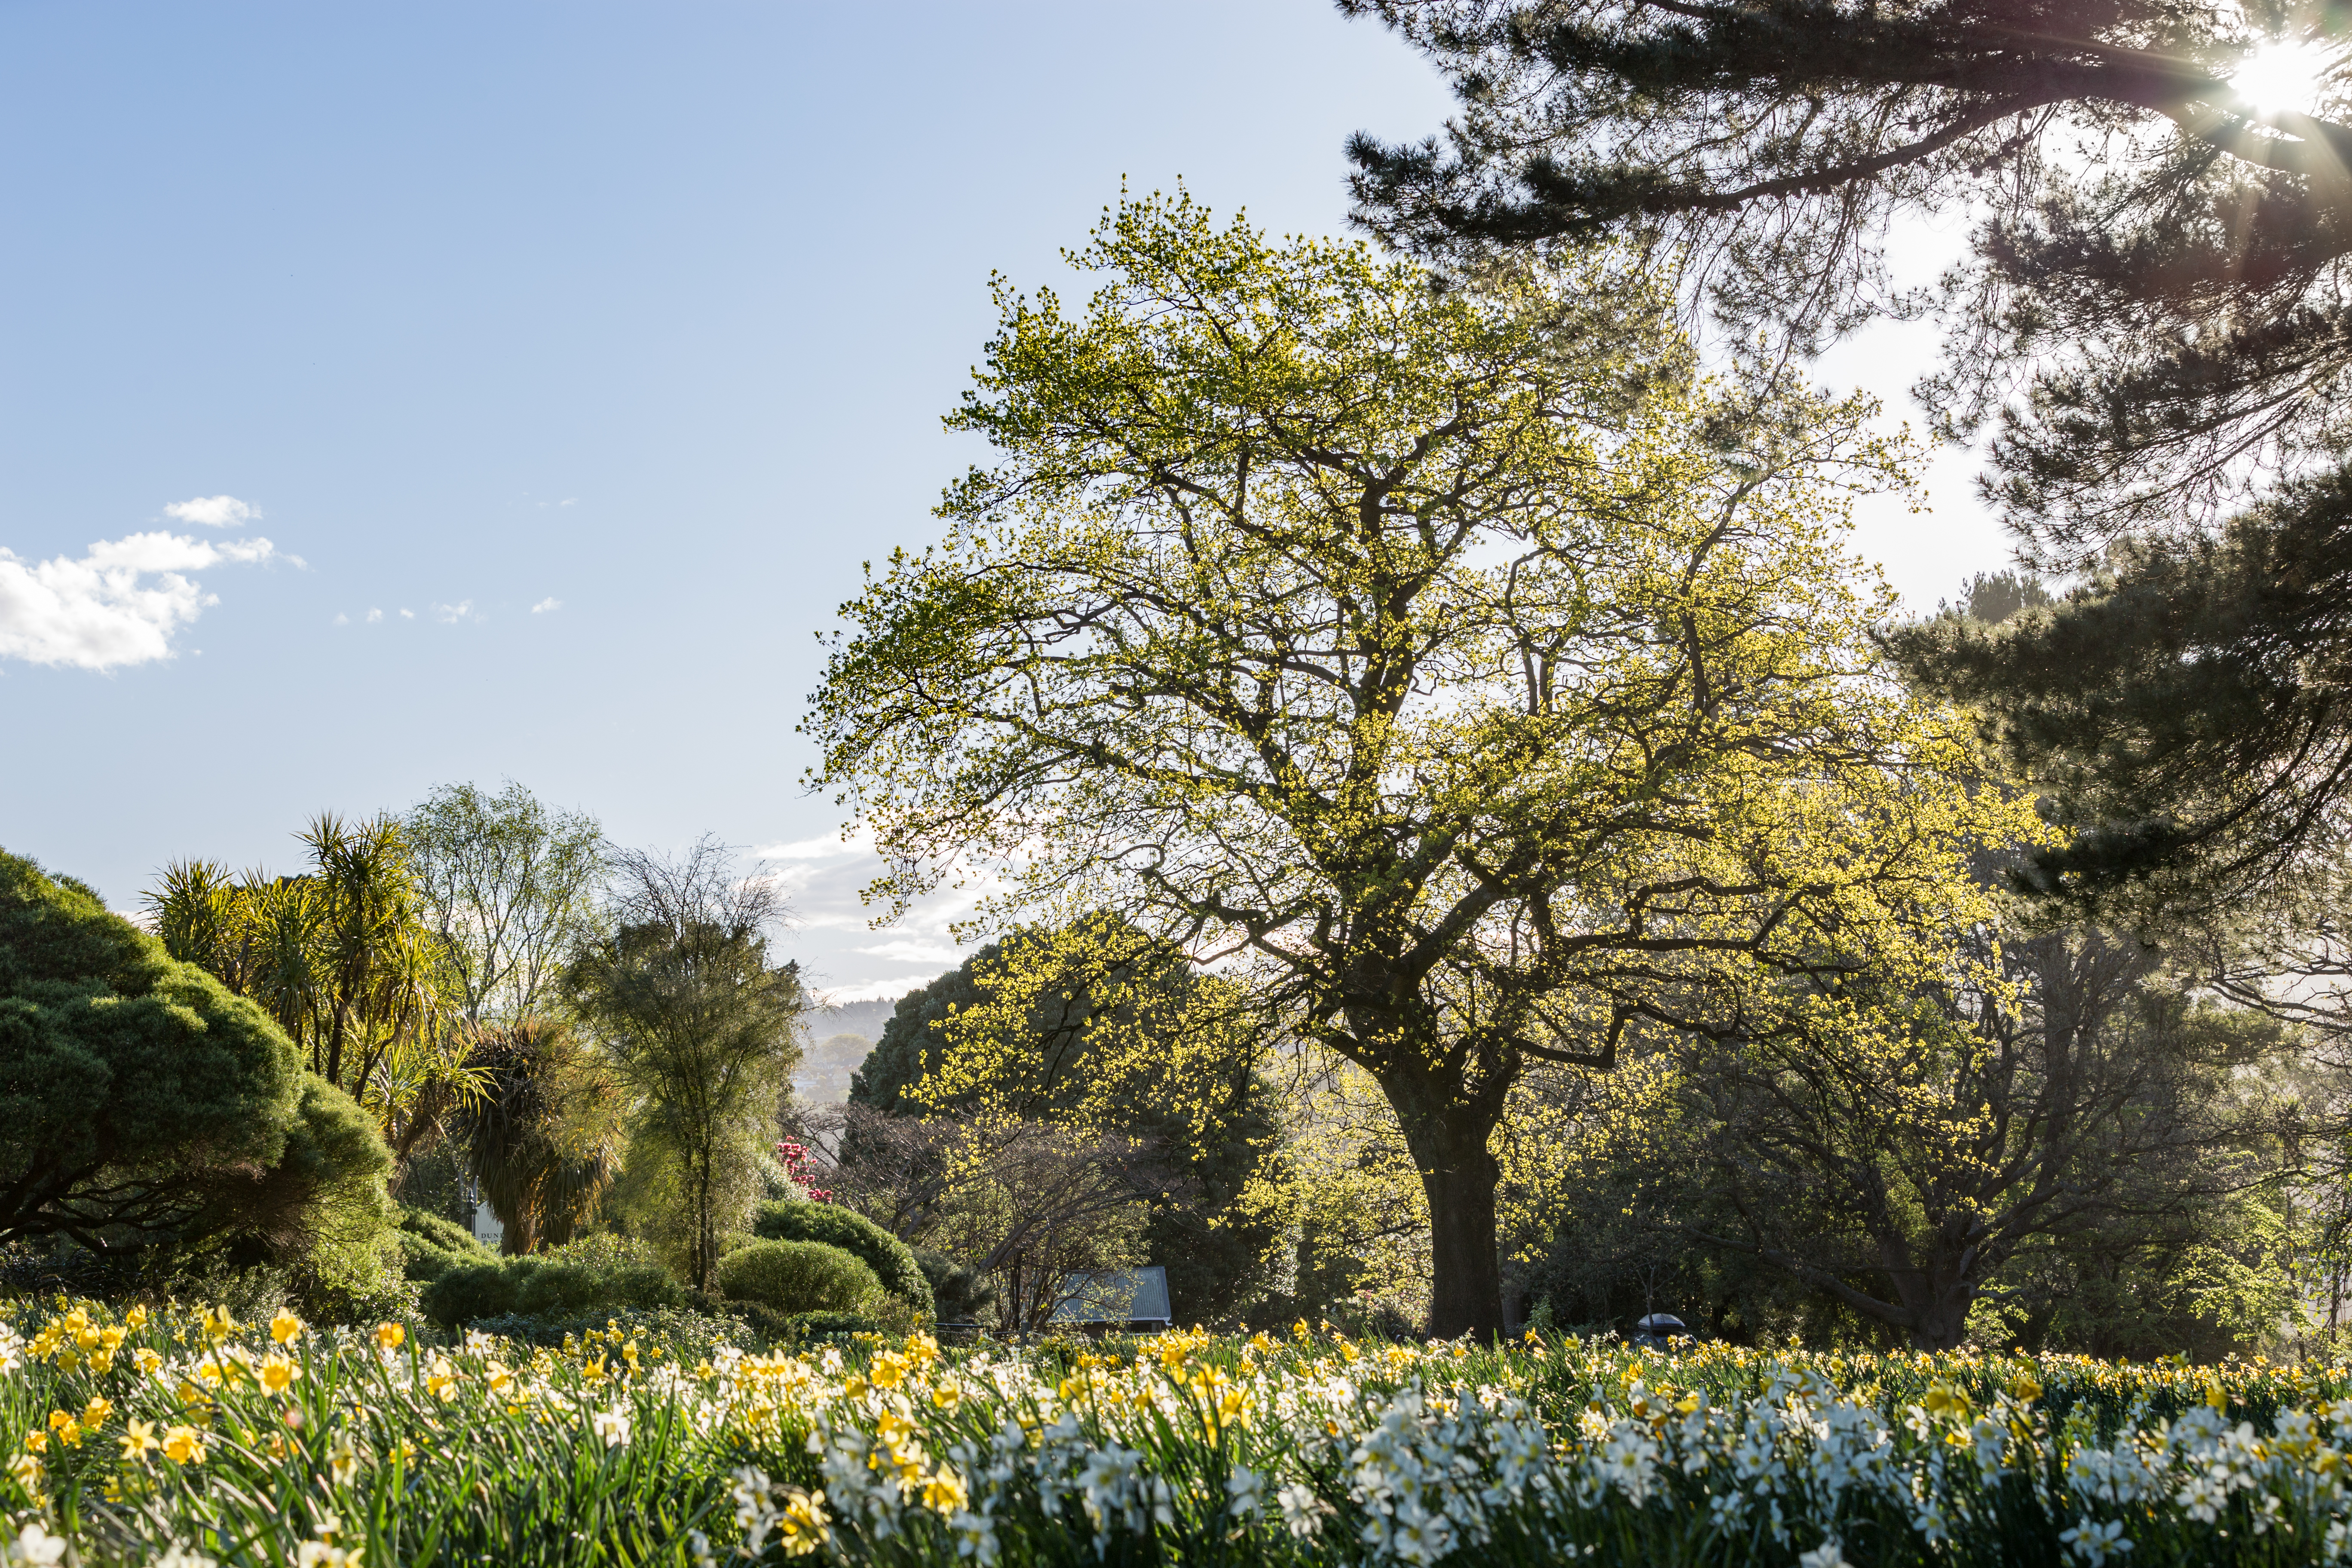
xmin=921 ymin=1467 xmax=968 ymax=1515
xmin=119 ymin=1419 xmax=160 ymax=1461
xmin=271 ymin=1310 xmax=305 ymax=1346
xmin=162 ymin=1425 xmax=205 ymax=1465
xmin=258 ymin=1353 xmax=303 ymax=1395
xmin=374 ymin=1323 xmax=405 ymax=1352
xmin=775 ymin=1489 xmax=830 ymax=1557
xmin=1921 ymin=1381 xmax=1972 ymax=1420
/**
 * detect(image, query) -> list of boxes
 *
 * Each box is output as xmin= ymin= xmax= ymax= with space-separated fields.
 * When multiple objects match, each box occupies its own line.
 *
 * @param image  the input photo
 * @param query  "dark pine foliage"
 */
xmin=1344 ymin=0 xmax=2352 ymax=556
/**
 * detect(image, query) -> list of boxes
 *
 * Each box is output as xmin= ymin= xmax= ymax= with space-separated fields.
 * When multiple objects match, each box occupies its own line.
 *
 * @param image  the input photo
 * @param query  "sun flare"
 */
xmin=2231 ymin=39 xmax=2334 ymax=115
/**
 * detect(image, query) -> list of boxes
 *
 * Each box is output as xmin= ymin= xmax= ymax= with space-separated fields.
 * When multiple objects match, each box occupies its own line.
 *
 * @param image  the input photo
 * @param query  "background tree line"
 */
xmin=18 ymin=49 xmax=2352 ymax=1351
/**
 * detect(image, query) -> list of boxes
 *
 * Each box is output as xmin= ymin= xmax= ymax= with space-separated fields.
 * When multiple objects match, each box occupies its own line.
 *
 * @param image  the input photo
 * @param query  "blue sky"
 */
xmin=0 ymin=1 xmax=2006 ymax=1005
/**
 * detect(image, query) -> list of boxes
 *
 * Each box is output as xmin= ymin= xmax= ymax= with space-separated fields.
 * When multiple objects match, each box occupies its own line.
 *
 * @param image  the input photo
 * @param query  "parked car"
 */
xmin=1628 ymin=1312 xmax=1693 ymax=1350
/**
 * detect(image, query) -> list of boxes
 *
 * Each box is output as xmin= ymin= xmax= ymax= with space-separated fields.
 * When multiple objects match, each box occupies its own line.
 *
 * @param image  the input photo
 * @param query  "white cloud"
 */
xmin=334 ymin=612 xmax=349 ymax=625
xmin=399 ymin=608 xmax=415 ymax=619
xmin=365 ymin=608 xmax=383 ymax=623
xmin=854 ymin=938 xmax=969 ymax=966
xmin=751 ymin=828 xmax=874 ymax=862
xmin=531 ymin=597 xmax=561 ymax=614
xmin=0 ymin=530 xmax=276 ymax=670
xmin=162 ymin=495 xmax=260 ymax=528
xmin=433 ymin=600 xmax=479 ymax=624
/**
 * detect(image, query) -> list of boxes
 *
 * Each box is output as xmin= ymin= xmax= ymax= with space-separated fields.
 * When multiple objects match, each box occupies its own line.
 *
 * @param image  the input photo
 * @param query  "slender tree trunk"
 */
xmin=693 ymin=1144 xmax=715 ymax=1292
xmin=1393 ymin=1096 xmax=1504 ymax=1340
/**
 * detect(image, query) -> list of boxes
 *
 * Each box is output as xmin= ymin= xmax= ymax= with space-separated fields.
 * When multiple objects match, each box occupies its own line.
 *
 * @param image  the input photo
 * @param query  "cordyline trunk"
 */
xmin=1389 ymin=1087 xmax=1507 ymax=1341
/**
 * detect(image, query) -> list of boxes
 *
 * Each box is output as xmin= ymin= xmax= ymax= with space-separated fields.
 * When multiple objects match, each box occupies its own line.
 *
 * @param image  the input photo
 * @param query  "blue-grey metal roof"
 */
xmin=1048 ymin=1266 xmax=1172 ymax=1325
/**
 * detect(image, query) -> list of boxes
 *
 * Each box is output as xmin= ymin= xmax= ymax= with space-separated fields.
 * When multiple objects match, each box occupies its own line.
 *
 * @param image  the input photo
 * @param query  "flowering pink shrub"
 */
xmin=776 ymin=1139 xmax=831 ymax=1202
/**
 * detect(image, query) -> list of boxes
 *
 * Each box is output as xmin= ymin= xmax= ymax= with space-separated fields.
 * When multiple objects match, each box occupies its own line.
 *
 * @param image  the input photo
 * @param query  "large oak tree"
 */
xmin=805 ymin=194 xmax=2032 ymax=1335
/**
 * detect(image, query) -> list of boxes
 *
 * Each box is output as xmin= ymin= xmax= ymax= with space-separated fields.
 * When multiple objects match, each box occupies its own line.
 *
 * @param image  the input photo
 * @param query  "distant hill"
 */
xmin=793 ymin=994 xmax=911 ymax=1106
xmin=814 ymin=995 xmax=901 ymax=1041
xmin=795 ymin=1032 xmax=877 ymax=1106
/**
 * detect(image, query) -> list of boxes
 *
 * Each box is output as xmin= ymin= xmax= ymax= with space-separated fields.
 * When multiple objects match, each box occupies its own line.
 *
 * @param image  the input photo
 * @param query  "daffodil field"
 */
xmin=3 ymin=1302 xmax=2351 ymax=1568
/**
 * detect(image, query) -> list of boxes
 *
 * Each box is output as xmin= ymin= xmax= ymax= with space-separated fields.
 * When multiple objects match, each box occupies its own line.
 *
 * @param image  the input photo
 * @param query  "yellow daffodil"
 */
xmin=261 ymin=1354 xmax=302 ymax=1396
xmin=1921 ymin=1382 xmax=1972 ymax=1421
xmin=921 ymin=1468 xmax=968 ymax=1516
xmin=118 ymin=1420 xmax=160 ymax=1462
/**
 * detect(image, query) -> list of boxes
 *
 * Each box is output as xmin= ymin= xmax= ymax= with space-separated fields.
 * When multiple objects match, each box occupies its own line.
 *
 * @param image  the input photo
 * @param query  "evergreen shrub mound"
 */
xmin=714 ymin=1238 xmax=882 ymax=1316
xmin=420 ymin=1250 xmax=684 ymax=1328
xmin=751 ymin=1199 xmax=933 ymax=1317
xmin=394 ymin=1206 xmax=490 ymax=1283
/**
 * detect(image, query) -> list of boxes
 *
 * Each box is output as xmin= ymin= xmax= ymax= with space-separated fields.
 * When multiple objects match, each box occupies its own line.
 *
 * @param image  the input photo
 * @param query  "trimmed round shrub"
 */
xmin=715 ymin=1239 xmax=882 ymax=1316
xmin=751 ymin=1200 xmax=933 ymax=1318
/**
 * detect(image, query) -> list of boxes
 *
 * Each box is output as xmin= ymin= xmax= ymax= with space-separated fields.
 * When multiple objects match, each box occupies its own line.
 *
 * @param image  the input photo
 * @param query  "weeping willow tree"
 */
xmin=451 ymin=1016 xmax=622 ymax=1255
xmin=147 ymin=812 xmax=476 ymax=1158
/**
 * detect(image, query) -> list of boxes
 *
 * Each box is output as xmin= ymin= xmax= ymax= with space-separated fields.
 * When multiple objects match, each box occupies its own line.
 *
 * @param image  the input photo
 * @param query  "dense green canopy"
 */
xmin=0 ymin=848 xmax=313 ymax=1252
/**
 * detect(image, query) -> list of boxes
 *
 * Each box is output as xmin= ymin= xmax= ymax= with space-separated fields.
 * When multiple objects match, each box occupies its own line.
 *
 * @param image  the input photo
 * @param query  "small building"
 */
xmin=460 ymin=1177 xmax=504 ymax=1250
xmin=1047 ymin=1266 xmax=1173 ymax=1334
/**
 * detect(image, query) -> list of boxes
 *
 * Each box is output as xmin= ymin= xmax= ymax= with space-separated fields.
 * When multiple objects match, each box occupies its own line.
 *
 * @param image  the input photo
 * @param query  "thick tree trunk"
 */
xmin=1879 ymin=1234 xmax=1978 ymax=1350
xmin=1397 ymin=1103 xmax=1504 ymax=1340
xmin=1908 ymin=1284 xmax=1972 ymax=1351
